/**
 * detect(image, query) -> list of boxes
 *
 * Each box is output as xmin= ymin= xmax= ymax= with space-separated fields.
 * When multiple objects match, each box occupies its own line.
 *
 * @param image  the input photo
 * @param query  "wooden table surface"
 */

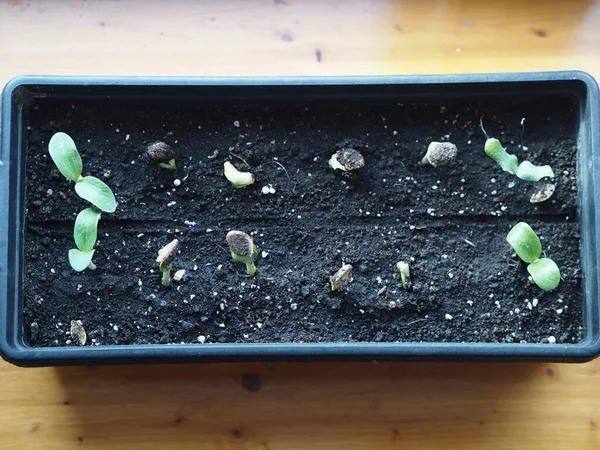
xmin=2 ymin=0 xmax=600 ymax=448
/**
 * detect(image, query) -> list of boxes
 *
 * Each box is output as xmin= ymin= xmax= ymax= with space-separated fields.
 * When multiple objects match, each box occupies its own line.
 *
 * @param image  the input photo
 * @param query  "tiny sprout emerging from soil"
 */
xmin=483 ymin=138 xmax=554 ymax=182
xmin=421 ymin=142 xmax=458 ymax=167
xmin=330 ymin=264 xmax=353 ymax=291
xmin=226 ymin=230 xmax=258 ymax=275
xmin=156 ymin=239 xmax=180 ymax=287
xmin=507 ymin=222 xmax=561 ymax=291
xmin=224 ymin=161 xmax=255 ymax=188
xmin=146 ymin=141 xmax=176 ymax=170
xmin=70 ymin=320 xmax=87 ymax=346
xmin=397 ymin=261 xmax=411 ymax=289
xmin=49 ymin=132 xmax=117 ymax=272
xmin=329 ymin=148 xmax=365 ymax=172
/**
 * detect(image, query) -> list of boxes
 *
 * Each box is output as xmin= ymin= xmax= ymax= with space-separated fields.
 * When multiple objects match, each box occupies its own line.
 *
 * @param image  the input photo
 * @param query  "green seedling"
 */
xmin=49 ymin=132 xmax=117 ymax=271
xmin=421 ymin=142 xmax=458 ymax=167
xmin=69 ymin=207 xmax=102 ymax=271
xmin=224 ymin=161 xmax=255 ymax=188
xmin=483 ymin=138 xmax=554 ymax=182
xmin=226 ymin=230 xmax=258 ymax=275
xmin=506 ymin=222 xmax=560 ymax=291
xmin=397 ymin=261 xmax=411 ymax=289
xmin=146 ymin=141 xmax=176 ymax=170
xmin=329 ymin=148 xmax=365 ymax=172
xmin=330 ymin=264 xmax=353 ymax=291
xmin=156 ymin=239 xmax=180 ymax=287
xmin=49 ymin=133 xmax=117 ymax=212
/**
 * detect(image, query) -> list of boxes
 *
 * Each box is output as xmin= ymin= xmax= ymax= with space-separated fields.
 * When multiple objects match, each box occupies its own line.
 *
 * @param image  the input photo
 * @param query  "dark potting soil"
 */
xmin=23 ymin=94 xmax=582 ymax=347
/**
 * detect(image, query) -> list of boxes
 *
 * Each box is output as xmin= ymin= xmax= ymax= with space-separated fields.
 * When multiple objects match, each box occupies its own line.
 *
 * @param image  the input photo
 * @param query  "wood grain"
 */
xmin=0 ymin=362 xmax=599 ymax=449
xmin=1 ymin=0 xmax=600 ymax=448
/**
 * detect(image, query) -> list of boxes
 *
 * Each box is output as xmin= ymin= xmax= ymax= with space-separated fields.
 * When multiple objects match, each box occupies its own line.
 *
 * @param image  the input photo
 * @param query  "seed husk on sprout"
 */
xmin=226 ymin=230 xmax=258 ymax=275
xmin=330 ymin=264 xmax=353 ymax=291
xmin=329 ymin=148 xmax=365 ymax=172
xmin=421 ymin=142 xmax=458 ymax=167
xmin=156 ymin=239 xmax=180 ymax=287
xmin=146 ymin=141 xmax=176 ymax=169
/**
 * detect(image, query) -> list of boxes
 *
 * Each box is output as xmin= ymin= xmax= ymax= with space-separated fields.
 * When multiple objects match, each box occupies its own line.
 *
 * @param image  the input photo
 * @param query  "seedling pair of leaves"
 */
xmin=485 ymin=138 xmax=554 ymax=181
xmin=507 ymin=222 xmax=561 ymax=291
xmin=48 ymin=132 xmax=117 ymax=272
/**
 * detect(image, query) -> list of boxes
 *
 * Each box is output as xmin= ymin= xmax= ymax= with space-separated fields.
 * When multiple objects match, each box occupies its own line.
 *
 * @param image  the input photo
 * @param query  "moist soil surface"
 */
xmin=23 ymin=94 xmax=582 ymax=347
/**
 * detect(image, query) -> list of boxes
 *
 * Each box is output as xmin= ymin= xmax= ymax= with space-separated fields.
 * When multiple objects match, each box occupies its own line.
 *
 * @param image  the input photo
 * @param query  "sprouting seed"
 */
xmin=157 ymin=239 xmax=180 ymax=287
xmin=421 ymin=142 xmax=458 ymax=167
xmin=224 ymin=161 xmax=255 ymax=188
xmin=396 ymin=261 xmax=411 ymax=289
xmin=146 ymin=141 xmax=176 ymax=170
xmin=226 ymin=230 xmax=258 ymax=275
xmin=330 ymin=264 xmax=353 ymax=291
xmin=329 ymin=148 xmax=365 ymax=172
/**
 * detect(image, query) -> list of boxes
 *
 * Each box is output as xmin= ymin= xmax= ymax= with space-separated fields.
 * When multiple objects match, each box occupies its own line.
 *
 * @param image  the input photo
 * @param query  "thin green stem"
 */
xmin=161 ymin=268 xmax=171 ymax=287
xmin=87 ymin=261 xmax=97 ymax=270
xmin=159 ymin=159 xmax=177 ymax=170
xmin=246 ymin=262 xmax=257 ymax=276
